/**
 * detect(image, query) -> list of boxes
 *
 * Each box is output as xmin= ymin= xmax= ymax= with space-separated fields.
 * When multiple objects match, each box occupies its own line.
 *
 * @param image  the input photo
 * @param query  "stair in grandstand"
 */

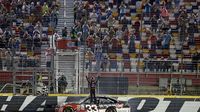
xmin=55 ymin=53 xmax=77 ymax=92
xmin=40 ymin=43 xmax=49 ymax=68
xmin=65 ymin=0 xmax=74 ymax=29
xmin=56 ymin=0 xmax=65 ymax=35
xmin=56 ymin=0 xmax=74 ymax=36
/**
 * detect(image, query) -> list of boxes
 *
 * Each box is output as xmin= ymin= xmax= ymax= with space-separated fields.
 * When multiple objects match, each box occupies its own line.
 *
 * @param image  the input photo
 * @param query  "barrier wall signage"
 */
xmin=0 ymin=96 xmax=200 ymax=112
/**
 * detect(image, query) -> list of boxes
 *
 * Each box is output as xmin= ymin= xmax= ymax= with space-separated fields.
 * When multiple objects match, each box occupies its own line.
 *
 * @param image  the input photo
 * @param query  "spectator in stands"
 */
xmin=50 ymin=8 xmax=58 ymax=28
xmin=82 ymin=22 xmax=90 ymax=41
xmin=8 ymin=36 xmax=16 ymax=54
xmin=156 ymin=33 xmax=162 ymax=49
xmin=148 ymin=34 xmax=157 ymax=50
xmin=74 ymin=21 xmax=82 ymax=33
xmin=151 ymin=2 xmax=160 ymax=18
xmin=161 ymin=18 xmax=170 ymax=31
xmin=101 ymin=54 xmax=108 ymax=72
xmin=105 ymin=7 xmax=112 ymax=19
xmin=45 ymin=47 xmax=53 ymax=67
xmin=85 ymin=48 xmax=94 ymax=71
xmin=108 ymin=0 xmax=114 ymax=8
xmin=71 ymin=27 xmax=77 ymax=39
xmin=81 ymin=8 xmax=88 ymax=22
xmin=123 ymin=27 xmax=130 ymax=47
xmin=74 ymin=6 xmax=82 ymax=21
xmin=94 ymin=40 xmax=103 ymax=72
xmin=162 ymin=30 xmax=172 ymax=49
xmin=90 ymin=23 xmax=98 ymax=35
xmin=94 ymin=34 xmax=101 ymax=46
xmin=96 ymin=9 xmax=102 ymax=24
xmin=133 ymin=19 xmax=140 ymax=35
xmin=62 ymin=27 xmax=68 ymax=38
xmin=157 ymin=18 xmax=163 ymax=32
xmin=35 ymin=21 xmax=43 ymax=34
xmin=94 ymin=1 xmax=101 ymax=12
xmin=101 ymin=28 xmax=109 ymax=38
xmin=76 ymin=32 xmax=82 ymax=46
xmin=86 ymin=35 xmax=95 ymax=51
xmin=5 ymin=50 xmax=12 ymax=70
xmin=42 ymin=12 xmax=50 ymax=27
xmin=174 ymin=0 xmax=181 ymax=9
xmin=108 ymin=27 xmax=115 ymax=39
xmin=52 ymin=31 xmax=60 ymax=49
xmin=42 ymin=2 xmax=49 ymax=16
xmin=107 ymin=15 xmax=115 ymax=28
xmin=178 ymin=17 xmax=187 ymax=42
xmin=102 ymin=35 xmax=109 ymax=53
xmin=119 ymin=2 xmax=126 ymax=19
xmin=128 ymin=32 xmax=136 ymax=53
xmin=110 ymin=35 xmax=120 ymax=53
xmin=150 ymin=15 xmax=158 ymax=33
xmin=33 ymin=33 xmax=41 ymax=52
xmin=144 ymin=1 xmax=152 ymax=17
xmin=116 ymin=27 xmax=123 ymax=39
xmin=25 ymin=34 xmax=33 ymax=51
xmin=120 ymin=15 xmax=128 ymax=30
xmin=90 ymin=10 xmax=98 ymax=23
xmin=165 ymin=0 xmax=172 ymax=10
xmin=35 ymin=2 xmax=42 ymax=22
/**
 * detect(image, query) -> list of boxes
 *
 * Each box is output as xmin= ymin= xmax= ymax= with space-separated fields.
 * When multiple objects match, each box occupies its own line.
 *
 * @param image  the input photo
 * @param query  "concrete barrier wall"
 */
xmin=0 ymin=95 xmax=200 ymax=112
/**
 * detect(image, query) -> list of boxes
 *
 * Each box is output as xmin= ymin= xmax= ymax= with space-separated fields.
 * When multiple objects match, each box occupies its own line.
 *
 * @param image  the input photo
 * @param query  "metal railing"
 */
xmin=84 ymin=59 xmax=200 ymax=74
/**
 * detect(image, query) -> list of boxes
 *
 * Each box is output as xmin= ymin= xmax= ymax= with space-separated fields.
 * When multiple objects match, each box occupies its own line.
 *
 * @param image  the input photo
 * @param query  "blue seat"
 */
xmin=109 ymin=60 xmax=118 ymax=70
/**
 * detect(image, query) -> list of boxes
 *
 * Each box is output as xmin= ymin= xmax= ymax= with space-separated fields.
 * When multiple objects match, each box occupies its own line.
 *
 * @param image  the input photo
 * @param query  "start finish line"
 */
xmin=0 ymin=95 xmax=200 ymax=112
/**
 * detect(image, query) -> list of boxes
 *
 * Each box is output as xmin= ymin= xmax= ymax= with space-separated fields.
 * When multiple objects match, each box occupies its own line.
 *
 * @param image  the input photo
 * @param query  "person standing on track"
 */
xmin=86 ymin=76 xmax=98 ymax=104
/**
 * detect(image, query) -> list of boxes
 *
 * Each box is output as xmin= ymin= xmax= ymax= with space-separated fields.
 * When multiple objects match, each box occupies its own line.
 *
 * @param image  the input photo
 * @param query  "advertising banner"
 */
xmin=0 ymin=95 xmax=200 ymax=112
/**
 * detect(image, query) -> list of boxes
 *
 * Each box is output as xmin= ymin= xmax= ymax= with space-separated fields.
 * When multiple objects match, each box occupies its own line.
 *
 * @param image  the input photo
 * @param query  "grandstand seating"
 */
xmin=0 ymin=0 xmax=59 ymax=84
xmin=0 ymin=0 xmax=200 ymax=94
xmin=77 ymin=0 xmax=200 ymax=73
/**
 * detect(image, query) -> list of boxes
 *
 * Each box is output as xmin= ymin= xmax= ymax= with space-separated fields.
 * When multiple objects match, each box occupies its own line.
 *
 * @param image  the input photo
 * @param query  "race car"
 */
xmin=55 ymin=96 xmax=130 ymax=112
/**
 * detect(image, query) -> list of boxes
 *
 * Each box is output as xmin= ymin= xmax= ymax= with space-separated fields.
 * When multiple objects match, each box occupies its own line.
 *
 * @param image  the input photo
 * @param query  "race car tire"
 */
xmin=63 ymin=107 xmax=74 ymax=112
xmin=105 ymin=107 xmax=117 ymax=112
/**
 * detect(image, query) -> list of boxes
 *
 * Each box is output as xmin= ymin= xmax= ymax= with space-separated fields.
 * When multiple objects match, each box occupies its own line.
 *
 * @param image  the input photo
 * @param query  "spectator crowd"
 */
xmin=70 ymin=0 xmax=200 ymax=72
xmin=0 ymin=0 xmax=200 ymax=73
xmin=0 ymin=0 xmax=60 ymax=69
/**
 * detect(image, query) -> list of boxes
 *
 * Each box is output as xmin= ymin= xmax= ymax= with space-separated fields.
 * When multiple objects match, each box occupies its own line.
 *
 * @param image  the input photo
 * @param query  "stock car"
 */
xmin=55 ymin=96 xmax=130 ymax=112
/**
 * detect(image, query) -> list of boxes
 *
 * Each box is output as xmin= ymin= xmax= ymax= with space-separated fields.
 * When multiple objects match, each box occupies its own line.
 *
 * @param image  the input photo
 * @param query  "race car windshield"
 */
xmin=64 ymin=97 xmax=87 ymax=104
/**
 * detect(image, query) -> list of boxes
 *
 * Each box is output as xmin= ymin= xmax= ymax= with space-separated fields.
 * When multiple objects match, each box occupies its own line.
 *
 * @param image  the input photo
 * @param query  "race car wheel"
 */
xmin=105 ymin=107 xmax=117 ymax=112
xmin=63 ymin=107 xmax=74 ymax=112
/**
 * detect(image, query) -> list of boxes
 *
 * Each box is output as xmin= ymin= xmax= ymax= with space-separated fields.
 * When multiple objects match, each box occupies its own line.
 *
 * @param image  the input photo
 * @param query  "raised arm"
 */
xmin=95 ymin=76 xmax=100 ymax=84
xmin=86 ymin=76 xmax=90 ymax=83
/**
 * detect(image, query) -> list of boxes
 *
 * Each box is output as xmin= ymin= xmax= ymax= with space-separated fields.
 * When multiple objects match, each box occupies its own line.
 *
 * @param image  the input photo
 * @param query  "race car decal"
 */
xmin=85 ymin=104 xmax=98 ymax=112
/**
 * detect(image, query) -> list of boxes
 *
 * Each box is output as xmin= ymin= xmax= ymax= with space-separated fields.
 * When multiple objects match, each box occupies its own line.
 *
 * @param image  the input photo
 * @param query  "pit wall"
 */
xmin=0 ymin=94 xmax=200 ymax=112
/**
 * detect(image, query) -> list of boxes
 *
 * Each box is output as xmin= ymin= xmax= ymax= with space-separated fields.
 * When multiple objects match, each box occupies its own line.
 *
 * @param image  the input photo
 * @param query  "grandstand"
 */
xmin=0 ymin=0 xmax=200 ymax=96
